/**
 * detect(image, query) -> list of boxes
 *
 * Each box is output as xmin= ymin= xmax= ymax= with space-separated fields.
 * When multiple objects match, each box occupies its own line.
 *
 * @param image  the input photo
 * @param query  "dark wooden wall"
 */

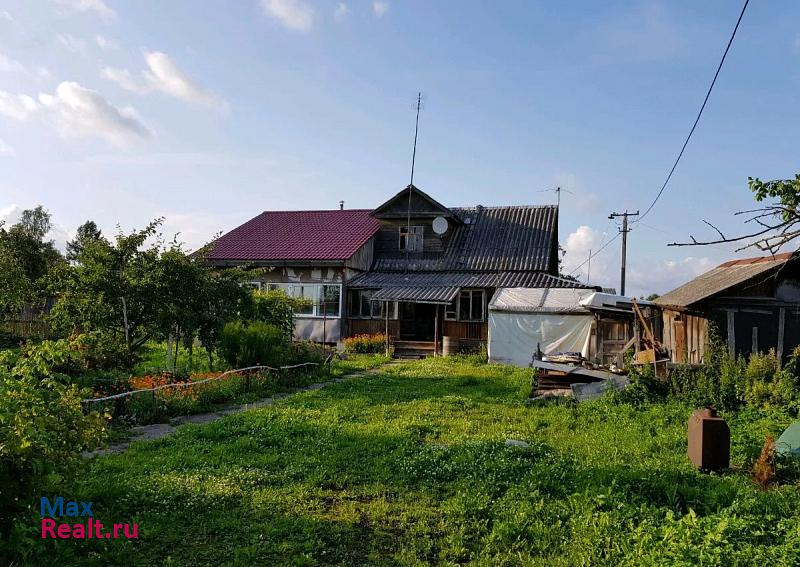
xmin=374 ymin=218 xmax=454 ymax=255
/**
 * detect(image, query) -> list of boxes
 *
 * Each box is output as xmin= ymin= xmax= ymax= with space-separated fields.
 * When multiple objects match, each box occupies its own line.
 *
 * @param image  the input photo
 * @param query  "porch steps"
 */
xmin=393 ymin=340 xmax=436 ymax=359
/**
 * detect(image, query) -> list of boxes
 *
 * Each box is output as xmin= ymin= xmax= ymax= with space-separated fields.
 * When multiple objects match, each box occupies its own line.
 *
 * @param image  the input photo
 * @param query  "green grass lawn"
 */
xmin=28 ymin=358 xmax=800 ymax=566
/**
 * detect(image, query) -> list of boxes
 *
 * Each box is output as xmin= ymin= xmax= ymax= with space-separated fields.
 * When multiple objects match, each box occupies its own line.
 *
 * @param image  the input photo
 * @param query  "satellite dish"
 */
xmin=432 ymin=216 xmax=448 ymax=235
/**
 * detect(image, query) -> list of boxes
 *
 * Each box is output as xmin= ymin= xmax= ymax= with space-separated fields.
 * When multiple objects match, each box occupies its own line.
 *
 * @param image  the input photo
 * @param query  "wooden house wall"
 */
xmin=347 ymin=318 xmax=400 ymax=337
xmin=661 ymin=309 xmax=707 ymax=364
xmin=344 ymin=237 xmax=375 ymax=273
xmin=374 ymin=218 xmax=454 ymax=255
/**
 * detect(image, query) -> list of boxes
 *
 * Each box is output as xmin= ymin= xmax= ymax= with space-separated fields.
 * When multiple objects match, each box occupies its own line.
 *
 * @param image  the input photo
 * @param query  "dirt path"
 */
xmin=83 ymin=363 xmax=397 ymax=458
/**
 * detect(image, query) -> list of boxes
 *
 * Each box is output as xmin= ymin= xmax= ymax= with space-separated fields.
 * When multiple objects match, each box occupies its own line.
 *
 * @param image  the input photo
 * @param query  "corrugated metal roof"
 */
xmin=371 ymin=286 xmax=459 ymax=304
xmin=205 ymin=209 xmax=379 ymax=262
xmin=655 ymin=252 xmax=796 ymax=308
xmin=372 ymin=205 xmax=557 ymax=272
xmin=348 ymin=271 xmax=594 ymax=289
xmin=489 ymin=287 xmax=596 ymax=313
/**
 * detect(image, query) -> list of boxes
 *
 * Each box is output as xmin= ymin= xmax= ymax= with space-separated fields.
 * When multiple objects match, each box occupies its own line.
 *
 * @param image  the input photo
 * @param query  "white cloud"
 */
xmin=562 ymin=225 xmax=612 ymax=285
xmin=56 ymin=33 xmax=88 ymax=55
xmin=0 ymin=53 xmax=26 ymax=73
xmin=0 ymin=138 xmax=16 ymax=157
xmin=0 ymin=204 xmax=22 ymax=228
xmin=260 ymin=0 xmax=314 ymax=31
xmin=0 ymin=53 xmax=51 ymax=80
xmin=0 ymin=82 xmax=151 ymax=148
xmin=102 ymin=51 xmax=228 ymax=110
xmin=562 ymin=224 xmax=716 ymax=297
xmin=0 ymin=11 xmax=16 ymax=24
xmin=334 ymin=3 xmax=349 ymax=21
xmin=39 ymin=82 xmax=152 ymax=147
xmin=56 ymin=0 xmax=116 ymax=23
xmin=95 ymin=34 xmax=118 ymax=50
xmin=372 ymin=1 xmax=389 ymax=18
xmin=101 ymin=66 xmax=145 ymax=93
xmin=0 ymin=92 xmax=40 ymax=120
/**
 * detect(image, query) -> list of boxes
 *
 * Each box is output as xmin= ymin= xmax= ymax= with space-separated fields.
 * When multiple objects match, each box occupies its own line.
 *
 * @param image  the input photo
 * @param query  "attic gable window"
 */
xmin=399 ymin=226 xmax=423 ymax=252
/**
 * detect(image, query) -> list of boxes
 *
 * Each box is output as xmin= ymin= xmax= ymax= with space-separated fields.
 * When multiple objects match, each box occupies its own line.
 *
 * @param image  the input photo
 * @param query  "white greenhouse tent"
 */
xmin=487 ymin=287 xmax=650 ymax=367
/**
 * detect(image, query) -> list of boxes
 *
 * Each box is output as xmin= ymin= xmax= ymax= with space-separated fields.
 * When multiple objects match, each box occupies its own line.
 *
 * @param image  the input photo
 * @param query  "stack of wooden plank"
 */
xmin=531 ymin=360 xmax=609 ymax=392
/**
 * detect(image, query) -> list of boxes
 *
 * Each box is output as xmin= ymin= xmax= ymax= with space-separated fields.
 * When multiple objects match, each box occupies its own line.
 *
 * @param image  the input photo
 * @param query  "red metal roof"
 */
xmin=206 ymin=209 xmax=379 ymax=262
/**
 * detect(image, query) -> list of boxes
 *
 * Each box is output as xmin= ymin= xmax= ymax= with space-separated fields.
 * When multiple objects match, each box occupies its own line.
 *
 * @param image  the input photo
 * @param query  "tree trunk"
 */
xmin=121 ymin=296 xmax=130 ymax=347
xmin=166 ymin=334 xmax=173 ymax=371
xmin=173 ymin=325 xmax=180 ymax=373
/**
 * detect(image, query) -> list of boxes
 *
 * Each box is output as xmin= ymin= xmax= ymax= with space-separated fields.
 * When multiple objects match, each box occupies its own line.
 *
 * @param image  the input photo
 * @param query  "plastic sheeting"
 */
xmin=489 ymin=287 xmax=595 ymax=313
xmin=488 ymin=311 xmax=594 ymax=367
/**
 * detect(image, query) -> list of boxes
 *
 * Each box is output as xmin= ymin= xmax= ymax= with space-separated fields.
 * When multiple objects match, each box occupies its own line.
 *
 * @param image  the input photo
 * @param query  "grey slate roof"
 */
xmin=371 ymin=286 xmax=460 ymax=304
xmin=371 ymin=205 xmax=558 ymax=273
xmin=348 ymin=271 xmax=594 ymax=290
xmin=655 ymin=252 xmax=796 ymax=308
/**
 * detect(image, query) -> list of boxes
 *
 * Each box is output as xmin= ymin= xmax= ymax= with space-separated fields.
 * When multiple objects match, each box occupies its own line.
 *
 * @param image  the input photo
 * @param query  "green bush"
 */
xmin=70 ymin=331 xmax=137 ymax=370
xmin=0 ymin=355 xmax=107 ymax=556
xmin=289 ymin=340 xmax=328 ymax=364
xmin=250 ymin=289 xmax=296 ymax=342
xmin=218 ymin=321 xmax=289 ymax=368
xmin=649 ymin=327 xmax=800 ymax=411
xmin=343 ymin=333 xmax=387 ymax=354
xmin=0 ymin=328 xmax=22 ymax=349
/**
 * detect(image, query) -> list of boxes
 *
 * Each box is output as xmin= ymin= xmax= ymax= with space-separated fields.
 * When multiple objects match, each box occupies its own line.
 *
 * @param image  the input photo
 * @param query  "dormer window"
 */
xmin=399 ymin=226 xmax=423 ymax=252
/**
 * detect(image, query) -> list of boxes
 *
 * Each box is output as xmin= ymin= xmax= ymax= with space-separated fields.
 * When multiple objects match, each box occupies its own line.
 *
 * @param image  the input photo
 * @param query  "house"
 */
xmin=655 ymin=252 xmax=800 ymax=363
xmin=205 ymin=184 xmax=595 ymax=355
xmin=203 ymin=209 xmax=379 ymax=344
xmin=345 ymin=185 xmax=595 ymax=356
xmin=488 ymin=288 xmax=652 ymax=367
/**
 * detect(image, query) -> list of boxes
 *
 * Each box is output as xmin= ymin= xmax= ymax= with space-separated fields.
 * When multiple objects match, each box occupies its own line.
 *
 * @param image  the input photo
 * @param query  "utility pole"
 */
xmin=608 ymin=210 xmax=639 ymax=296
xmin=587 ymin=248 xmax=591 ymax=285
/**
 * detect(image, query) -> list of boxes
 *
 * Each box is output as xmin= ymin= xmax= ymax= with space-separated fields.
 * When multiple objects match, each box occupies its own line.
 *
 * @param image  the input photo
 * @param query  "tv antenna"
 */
xmin=536 ymin=186 xmax=573 ymax=208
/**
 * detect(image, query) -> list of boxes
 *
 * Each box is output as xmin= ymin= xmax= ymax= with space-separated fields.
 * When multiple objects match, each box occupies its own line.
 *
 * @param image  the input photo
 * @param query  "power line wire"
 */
xmin=637 ymin=0 xmax=750 ymax=222
xmin=568 ymin=231 xmax=621 ymax=276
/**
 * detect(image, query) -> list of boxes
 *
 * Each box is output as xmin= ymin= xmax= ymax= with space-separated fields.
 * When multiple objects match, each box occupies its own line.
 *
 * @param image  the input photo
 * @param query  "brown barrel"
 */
xmin=442 ymin=336 xmax=458 ymax=356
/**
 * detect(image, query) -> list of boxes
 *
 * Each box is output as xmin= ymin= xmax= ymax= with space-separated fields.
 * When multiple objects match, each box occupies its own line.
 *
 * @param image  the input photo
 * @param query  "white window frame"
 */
xmin=399 ymin=225 xmax=424 ymax=252
xmin=263 ymin=282 xmax=343 ymax=318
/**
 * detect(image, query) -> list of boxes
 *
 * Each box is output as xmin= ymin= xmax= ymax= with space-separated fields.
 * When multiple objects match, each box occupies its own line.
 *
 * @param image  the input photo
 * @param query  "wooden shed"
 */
xmin=655 ymin=252 xmax=800 ymax=364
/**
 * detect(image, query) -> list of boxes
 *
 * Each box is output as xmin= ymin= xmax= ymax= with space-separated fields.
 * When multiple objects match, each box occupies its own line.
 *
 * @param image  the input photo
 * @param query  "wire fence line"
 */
xmin=81 ymin=361 xmax=324 ymax=404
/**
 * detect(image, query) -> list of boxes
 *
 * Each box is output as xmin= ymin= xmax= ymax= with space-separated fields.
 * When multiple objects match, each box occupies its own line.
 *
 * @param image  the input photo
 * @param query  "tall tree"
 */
xmin=66 ymin=220 xmax=105 ymax=262
xmin=0 ymin=205 xmax=63 ymax=282
xmin=48 ymin=220 xmax=164 ymax=350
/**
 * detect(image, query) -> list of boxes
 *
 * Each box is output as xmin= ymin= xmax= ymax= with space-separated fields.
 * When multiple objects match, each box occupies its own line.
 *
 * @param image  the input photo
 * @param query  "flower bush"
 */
xmin=343 ymin=333 xmax=387 ymax=354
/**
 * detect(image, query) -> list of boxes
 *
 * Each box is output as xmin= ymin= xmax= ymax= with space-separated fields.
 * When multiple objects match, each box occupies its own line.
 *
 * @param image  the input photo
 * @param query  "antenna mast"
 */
xmin=406 ymin=93 xmax=422 ymax=272
xmin=410 ymin=92 xmax=421 ymax=186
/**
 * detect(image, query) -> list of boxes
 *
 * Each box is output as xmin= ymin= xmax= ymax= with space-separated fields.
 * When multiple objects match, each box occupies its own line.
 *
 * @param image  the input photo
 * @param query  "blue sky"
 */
xmin=1 ymin=0 xmax=798 ymax=296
